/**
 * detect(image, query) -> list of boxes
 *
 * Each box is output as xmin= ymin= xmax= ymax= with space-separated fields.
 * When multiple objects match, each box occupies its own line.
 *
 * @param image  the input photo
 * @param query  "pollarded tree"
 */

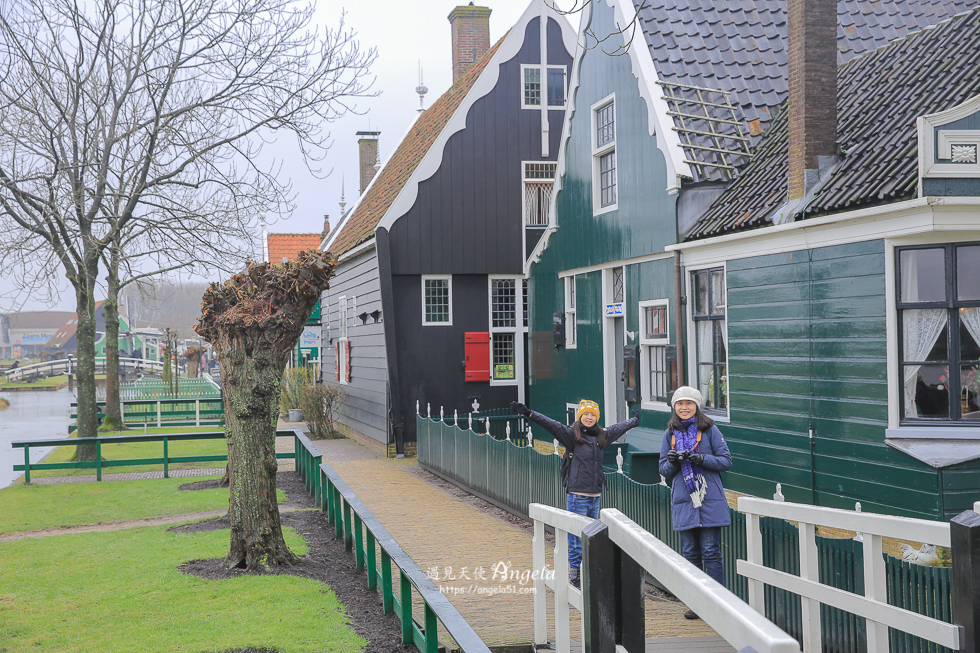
xmin=195 ymin=250 xmax=334 ymax=570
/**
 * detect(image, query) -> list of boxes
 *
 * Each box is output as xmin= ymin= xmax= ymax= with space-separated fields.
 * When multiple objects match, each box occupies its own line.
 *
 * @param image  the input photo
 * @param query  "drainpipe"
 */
xmin=674 ymin=251 xmax=686 ymax=387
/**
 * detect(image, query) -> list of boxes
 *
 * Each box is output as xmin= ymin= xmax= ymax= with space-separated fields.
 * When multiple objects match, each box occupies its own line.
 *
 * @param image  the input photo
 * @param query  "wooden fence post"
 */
xmin=952 ymin=507 xmax=980 ymax=653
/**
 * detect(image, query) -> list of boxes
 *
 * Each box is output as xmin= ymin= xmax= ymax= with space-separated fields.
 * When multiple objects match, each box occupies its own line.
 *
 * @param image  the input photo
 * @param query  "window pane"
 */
xmin=905 ymin=364 xmax=949 ymax=418
xmin=901 ymin=309 xmax=948 ymax=362
xmin=599 ymin=151 xmax=616 ymax=207
xmin=957 ymin=245 xmax=980 ymax=301
xmin=961 ymin=316 xmax=980 ymax=362
xmin=698 ymin=364 xmax=715 ymax=408
xmin=567 ymin=311 xmax=576 ymax=345
xmin=524 ymin=67 xmax=541 ymax=106
xmin=596 ymin=102 xmax=615 ymax=147
xmin=717 ymin=364 xmax=728 ymax=409
xmin=491 ymin=279 xmax=517 ymax=328
xmin=547 ymin=68 xmax=566 ymax=106
xmin=649 ymin=346 xmax=666 ymax=401
xmin=523 ymin=279 xmax=529 ymax=327
xmin=696 ymin=320 xmax=713 ymax=364
xmin=694 ymin=271 xmax=709 ymax=316
xmin=715 ymin=321 xmax=727 ymax=362
xmin=568 ymin=277 xmax=576 ymax=309
xmin=424 ymin=279 xmax=449 ymax=323
xmin=964 ymin=364 xmax=980 ymax=419
xmin=711 ymin=270 xmax=726 ymax=315
xmin=644 ymin=306 xmax=667 ymax=339
xmin=493 ymin=333 xmax=515 ymax=379
xmin=900 ymin=248 xmax=946 ymax=303
xmin=613 ymin=267 xmax=624 ymax=303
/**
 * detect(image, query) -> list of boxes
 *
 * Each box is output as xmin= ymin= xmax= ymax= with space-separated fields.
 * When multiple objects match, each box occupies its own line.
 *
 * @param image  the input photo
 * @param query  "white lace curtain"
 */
xmin=962 ymin=307 xmax=980 ymax=353
xmin=903 ymin=308 xmax=948 ymax=418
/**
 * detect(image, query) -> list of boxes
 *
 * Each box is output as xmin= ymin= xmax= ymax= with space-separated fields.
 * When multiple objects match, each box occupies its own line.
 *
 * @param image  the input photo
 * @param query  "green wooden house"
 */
xmin=525 ymin=0 xmax=978 ymax=520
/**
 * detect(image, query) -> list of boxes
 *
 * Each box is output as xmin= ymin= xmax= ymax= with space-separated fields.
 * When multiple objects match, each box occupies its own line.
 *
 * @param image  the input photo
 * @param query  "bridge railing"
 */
xmin=737 ymin=497 xmax=960 ymax=653
xmin=317 ymin=458 xmax=492 ymax=653
xmin=3 ymin=357 xmax=166 ymax=382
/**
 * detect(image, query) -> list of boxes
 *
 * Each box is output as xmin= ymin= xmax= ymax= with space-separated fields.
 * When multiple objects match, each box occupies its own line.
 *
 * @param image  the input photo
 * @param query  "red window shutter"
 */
xmin=334 ymin=341 xmax=340 ymax=381
xmin=344 ymin=340 xmax=351 ymax=383
xmin=464 ymin=332 xmax=490 ymax=382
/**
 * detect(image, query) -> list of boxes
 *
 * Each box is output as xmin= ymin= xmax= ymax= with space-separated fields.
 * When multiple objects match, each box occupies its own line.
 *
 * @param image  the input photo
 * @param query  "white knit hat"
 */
xmin=670 ymin=386 xmax=703 ymax=408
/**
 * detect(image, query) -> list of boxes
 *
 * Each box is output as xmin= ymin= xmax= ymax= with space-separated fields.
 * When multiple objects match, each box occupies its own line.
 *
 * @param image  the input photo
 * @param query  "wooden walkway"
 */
xmin=314 ymin=438 xmax=734 ymax=650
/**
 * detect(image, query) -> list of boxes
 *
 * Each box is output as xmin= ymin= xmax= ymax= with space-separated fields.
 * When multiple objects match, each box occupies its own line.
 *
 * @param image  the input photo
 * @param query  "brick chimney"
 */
xmin=356 ymin=131 xmax=380 ymax=196
xmin=448 ymin=3 xmax=491 ymax=85
xmin=787 ymin=0 xmax=838 ymax=201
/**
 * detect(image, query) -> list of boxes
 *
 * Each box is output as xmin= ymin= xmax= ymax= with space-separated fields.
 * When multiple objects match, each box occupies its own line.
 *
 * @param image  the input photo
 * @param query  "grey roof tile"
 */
xmin=687 ymin=8 xmax=980 ymax=240
xmin=635 ymin=0 xmax=972 ymax=182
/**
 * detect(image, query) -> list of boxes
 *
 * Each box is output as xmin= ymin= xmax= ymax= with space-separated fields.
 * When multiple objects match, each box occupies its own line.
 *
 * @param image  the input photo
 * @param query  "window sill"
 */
xmin=885 ymin=428 xmax=980 ymax=468
xmin=886 ymin=426 xmax=980 ymax=440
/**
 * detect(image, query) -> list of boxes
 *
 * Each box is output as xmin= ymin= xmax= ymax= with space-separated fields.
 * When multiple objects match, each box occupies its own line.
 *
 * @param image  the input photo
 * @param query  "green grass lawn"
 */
xmin=0 ymin=477 xmax=229 ymax=533
xmin=0 ymin=374 xmax=69 ymax=389
xmin=0 ymin=525 xmax=364 ymax=652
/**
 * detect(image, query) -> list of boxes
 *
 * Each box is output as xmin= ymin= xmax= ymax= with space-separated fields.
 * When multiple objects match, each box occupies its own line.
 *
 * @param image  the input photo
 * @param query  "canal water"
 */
xmin=0 ymin=388 xmax=75 ymax=488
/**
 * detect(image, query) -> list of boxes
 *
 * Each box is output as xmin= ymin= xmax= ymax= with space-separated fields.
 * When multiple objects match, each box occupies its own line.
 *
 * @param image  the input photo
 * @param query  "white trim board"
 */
xmin=526 ymin=0 xmax=689 ymax=273
xmin=337 ymin=237 xmax=376 ymax=263
xmin=667 ymin=196 xmax=980 ymax=268
xmin=557 ymin=251 xmax=673 ymax=278
xmin=376 ymin=0 xmax=576 ymax=235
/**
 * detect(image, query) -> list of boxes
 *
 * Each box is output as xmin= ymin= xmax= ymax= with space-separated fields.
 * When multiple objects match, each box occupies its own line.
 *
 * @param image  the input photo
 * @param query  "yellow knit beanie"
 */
xmin=576 ymin=399 xmax=600 ymax=422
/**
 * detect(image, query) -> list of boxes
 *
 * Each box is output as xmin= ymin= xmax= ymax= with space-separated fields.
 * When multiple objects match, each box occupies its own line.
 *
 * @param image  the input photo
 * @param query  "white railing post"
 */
xmin=864 ymin=533 xmax=889 ymax=653
xmin=532 ymin=518 xmax=547 ymax=647
xmin=416 ymin=400 xmax=420 ymax=415
xmin=505 ymin=422 xmax=511 ymax=442
xmin=157 ymin=401 xmax=162 ymax=428
xmin=427 ymin=402 xmax=431 ymax=418
xmin=440 ymin=406 xmax=444 ymax=421
xmin=453 ymin=409 xmax=458 ymax=426
xmin=195 ymin=399 xmax=201 ymax=426
xmin=554 ymin=527 xmax=571 ymax=653
xmin=799 ymin=522 xmax=822 ymax=653
xmin=616 ymin=446 xmax=624 ymax=473
xmin=468 ymin=412 xmax=473 ymax=431
xmin=746 ymin=512 xmax=764 ymax=613
xmin=527 ymin=426 xmax=533 ymax=448
xmin=554 ymin=439 xmax=560 ymax=455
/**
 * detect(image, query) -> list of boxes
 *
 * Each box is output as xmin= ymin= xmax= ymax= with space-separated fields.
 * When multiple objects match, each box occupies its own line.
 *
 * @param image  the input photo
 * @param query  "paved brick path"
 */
xmin=313 ymin=438 xmax=732 ymax=650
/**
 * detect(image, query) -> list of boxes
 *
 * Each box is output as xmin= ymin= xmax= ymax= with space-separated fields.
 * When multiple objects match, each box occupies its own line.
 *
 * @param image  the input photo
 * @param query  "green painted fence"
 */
xmin=71 ymin=397 xmax=225 ymax=427
xmin=417 ymin=415 xmax=954 ymax=653
xmin=12 ymin=430 xmax=296 ymax=482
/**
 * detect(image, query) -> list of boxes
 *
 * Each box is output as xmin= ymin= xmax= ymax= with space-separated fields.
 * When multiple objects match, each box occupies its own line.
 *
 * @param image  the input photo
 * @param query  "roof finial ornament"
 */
xmin=339 ymin=177 xmax=347 ymax=215
xmin=416 ymin=60 xmax=428 ymax=113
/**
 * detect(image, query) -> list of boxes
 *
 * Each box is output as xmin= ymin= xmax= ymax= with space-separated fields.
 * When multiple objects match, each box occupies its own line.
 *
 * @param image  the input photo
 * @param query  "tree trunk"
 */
xmin=196 ymin=251 xmax=334 ymax=570
xmin=73 ymin=255 xmax=101 ymax=460
xmin=101 ymin=246 xmax=123 ymax=430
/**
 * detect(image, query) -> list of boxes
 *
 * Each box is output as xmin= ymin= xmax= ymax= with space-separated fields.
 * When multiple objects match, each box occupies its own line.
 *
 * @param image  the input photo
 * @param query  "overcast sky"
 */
xmin=2 ymin=0 xmax=580 ymax=314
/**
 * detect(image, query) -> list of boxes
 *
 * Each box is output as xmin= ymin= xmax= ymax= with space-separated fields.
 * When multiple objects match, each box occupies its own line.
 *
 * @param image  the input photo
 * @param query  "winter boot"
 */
xmin=569 ymin=567 xmax=581 ymax=589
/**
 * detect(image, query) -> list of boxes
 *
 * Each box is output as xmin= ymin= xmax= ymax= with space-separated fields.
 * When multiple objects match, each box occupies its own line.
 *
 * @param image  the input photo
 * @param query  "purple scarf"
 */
xmin=673 ymin=417 xmax=707 ymax=508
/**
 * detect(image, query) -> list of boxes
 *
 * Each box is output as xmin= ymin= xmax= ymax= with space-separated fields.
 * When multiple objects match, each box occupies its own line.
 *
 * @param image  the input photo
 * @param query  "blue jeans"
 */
xmin=566 ymin=494 xmax=601 ymax=570
xmin=680 ymin=527 xmax=724 ymax=585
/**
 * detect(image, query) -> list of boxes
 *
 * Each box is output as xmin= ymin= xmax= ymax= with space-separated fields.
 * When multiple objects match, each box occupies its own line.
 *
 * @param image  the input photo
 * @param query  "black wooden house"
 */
xmin=322 ymin=1 xmax=576 ymax=454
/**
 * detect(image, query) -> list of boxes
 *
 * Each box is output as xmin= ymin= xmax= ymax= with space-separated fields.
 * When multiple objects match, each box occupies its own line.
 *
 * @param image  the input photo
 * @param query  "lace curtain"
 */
xmin=903 ymin=308 xmax=947 ymax=418
xmin=962 ymin=307 xmax=980 ymax=352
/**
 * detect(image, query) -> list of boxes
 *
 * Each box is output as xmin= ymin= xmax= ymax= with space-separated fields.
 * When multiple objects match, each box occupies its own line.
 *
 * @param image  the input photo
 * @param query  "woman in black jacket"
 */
xmin=511 ymin=399 xmax=638 ymax=588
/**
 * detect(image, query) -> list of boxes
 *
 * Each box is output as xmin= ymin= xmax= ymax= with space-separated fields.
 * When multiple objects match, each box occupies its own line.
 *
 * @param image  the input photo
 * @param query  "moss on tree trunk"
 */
xmin=195 ymin=251 xmax=334 ymax=570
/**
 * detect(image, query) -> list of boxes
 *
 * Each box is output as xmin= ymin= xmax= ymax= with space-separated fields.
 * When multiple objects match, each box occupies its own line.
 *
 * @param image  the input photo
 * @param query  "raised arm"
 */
xmin=511 ymin=402 xmax=574 ymax=448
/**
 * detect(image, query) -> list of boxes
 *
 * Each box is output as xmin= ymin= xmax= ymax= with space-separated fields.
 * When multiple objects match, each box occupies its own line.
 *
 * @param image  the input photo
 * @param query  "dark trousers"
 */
xmin=566 ymin=493 xmax=600 ymax=570
xmin=679 ymin=526 xmax=724 ymax=585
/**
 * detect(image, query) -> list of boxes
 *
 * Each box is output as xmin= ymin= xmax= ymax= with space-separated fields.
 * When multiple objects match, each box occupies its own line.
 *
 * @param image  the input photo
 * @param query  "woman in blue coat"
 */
xmin=659 ymin=386 xmax=732 ymax=619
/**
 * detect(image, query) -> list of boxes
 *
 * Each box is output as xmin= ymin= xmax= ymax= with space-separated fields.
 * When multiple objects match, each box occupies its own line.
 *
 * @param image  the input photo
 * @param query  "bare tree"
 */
xmin=0 ymin=0 xmax=375 ymax=444
xmin=196 ymin=250 xmax=334 ymax=569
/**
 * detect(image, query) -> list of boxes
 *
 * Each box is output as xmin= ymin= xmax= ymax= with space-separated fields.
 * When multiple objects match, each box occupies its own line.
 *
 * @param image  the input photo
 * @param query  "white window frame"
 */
xmin=523 ymin=161 xmax=557 ymax=226
xmin=521 ymin=64 xmax=568 ymax=110
xmin=685 ymin=264 xmax=729 ymax=421
xmin=566 ymin=403 xmax=579 ymax=426
xmin=489 ymin=275 xmax=527 ymax=387
xmin=337 ymin=338 xmax=350 ymax=386
xmin=885 ymin=234 xmax=980 ymax=438
xmin=565 ymin=275 xmax=577 ymax=349
xmin=338 ymin=296 xmax=348 ymax=339
xmin=592 ymin=93 xmax=618 ymax=216
xmin=422 ymin=275 xmax=453 ymax=326
xmin=639 ymin=299 xmax=671 ymax=411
